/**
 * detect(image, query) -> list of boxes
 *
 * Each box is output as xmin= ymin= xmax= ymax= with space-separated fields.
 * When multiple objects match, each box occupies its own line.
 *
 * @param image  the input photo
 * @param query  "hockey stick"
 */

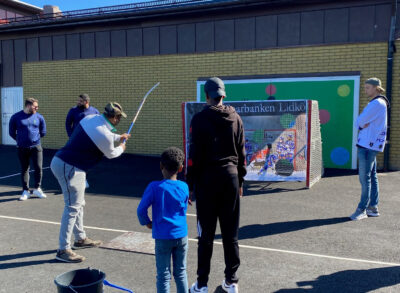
xmin=123 ymin=82 xmax=160 ymax=142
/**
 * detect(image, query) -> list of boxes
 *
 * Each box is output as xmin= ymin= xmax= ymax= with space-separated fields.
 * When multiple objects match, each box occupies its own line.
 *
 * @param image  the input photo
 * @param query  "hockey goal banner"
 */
xmin=182 ymin=100 xmax=322 ymax=188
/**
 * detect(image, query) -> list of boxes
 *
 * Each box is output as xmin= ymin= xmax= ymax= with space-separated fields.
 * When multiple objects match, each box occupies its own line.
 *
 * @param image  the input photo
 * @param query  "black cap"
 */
xmin=204 ymin=77 xmax=226 ymax=99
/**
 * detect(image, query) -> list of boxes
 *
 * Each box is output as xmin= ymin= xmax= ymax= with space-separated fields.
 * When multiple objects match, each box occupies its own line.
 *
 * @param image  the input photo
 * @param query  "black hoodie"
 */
xmin=186 ymin=104 xmax=247 ymax=190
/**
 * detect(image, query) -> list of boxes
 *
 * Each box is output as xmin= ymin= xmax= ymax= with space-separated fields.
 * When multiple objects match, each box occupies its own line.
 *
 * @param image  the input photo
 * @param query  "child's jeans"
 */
xmin=155 ymin=236 xmax=188 ymax=293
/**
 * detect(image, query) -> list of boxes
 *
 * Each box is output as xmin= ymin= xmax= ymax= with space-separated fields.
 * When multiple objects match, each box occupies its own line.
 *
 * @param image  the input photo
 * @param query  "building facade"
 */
xmin=0 ymin=0 xmax=399 ymax=169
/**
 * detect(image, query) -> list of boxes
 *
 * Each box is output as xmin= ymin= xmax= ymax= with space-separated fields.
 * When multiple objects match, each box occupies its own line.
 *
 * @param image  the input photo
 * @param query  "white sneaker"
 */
xmin=366 ymin=206 xmax=380 ymax=217
xmin=221 ymin=280 xmax=239 ymax=293
xmin=85 ymin=180 xmax=89 ymax=189
xmin=350 ymin=208 xmax=367 ymax=221
xmin=19 ymin=190 xmax=31 ymax=201
xmin=189 ymin=282 xmax=208 ymax=293
xmin=32 ymin=188 xmax=47 ymax=199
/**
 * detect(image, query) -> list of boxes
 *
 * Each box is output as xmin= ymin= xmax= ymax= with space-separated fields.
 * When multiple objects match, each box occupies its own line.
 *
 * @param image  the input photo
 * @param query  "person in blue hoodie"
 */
xmin=9 ymin=97 xmax=47 ymax=201
xmin=137 ymin=147 xmax=189 ymax=293
xmin=350 ymin=78 xmax=389 ymax=221
xmin=51 ymin=102 xmax=130 ymax=263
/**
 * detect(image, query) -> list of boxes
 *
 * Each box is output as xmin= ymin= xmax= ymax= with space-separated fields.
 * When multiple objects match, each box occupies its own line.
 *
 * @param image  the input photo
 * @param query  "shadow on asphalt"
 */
xmin=215 ymin=217 xmax=350 ymax=240
xmin=244 ymin=184 xmax=307 ymax=196
xmin=0 ymin=250 xmax=58 ymax=270
xmin=0 ymin=190 xmax=21 ymax=197
xmin=322 ymin=168 xmax=358 ymax=178
xmin=0 ymin=249 xmax=57 ymax=262
xmin=213 ymin=285 xmax=225 ymax=292
xmin=274 ymin=266 xmax=400 ymax=292
xmin=0 ymin=259 xmax=58 ymax=270
xmin=0 ymin=198 xmax=19 ymax=203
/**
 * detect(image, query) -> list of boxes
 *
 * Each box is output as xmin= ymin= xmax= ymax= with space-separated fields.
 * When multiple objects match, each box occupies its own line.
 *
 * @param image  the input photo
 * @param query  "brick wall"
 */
xmin=22 ymin=41 xmax=400 ymax=169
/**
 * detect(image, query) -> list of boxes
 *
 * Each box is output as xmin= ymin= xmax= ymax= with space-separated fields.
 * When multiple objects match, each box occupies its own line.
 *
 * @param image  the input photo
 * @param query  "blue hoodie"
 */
xmin=9 ymin=110 xmax=46 ymax=148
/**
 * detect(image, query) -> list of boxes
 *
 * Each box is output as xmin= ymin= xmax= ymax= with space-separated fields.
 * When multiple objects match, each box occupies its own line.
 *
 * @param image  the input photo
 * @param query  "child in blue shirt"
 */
xmin=137 ymin=147 xmax=189 ymax=293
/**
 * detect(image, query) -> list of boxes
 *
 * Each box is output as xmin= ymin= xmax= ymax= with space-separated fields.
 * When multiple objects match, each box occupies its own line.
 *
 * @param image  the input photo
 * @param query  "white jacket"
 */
xmin=356 ymin=96 xmax=388 ymax=152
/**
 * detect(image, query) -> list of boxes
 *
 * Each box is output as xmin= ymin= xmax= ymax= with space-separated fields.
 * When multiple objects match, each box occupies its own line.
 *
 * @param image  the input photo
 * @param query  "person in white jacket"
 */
xmin=350 ymin=78 xmax=389 ymax=221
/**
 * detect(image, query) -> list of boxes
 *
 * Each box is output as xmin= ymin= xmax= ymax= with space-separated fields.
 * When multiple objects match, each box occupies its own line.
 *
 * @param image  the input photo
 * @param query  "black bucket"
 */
xmin=54 ymin=268 xmax=105 ymax=293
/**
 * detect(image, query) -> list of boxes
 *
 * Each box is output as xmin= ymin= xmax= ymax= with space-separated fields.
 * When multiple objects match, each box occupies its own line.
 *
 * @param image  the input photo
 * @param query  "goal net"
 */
xmin=182 ymin=100 xmax=322 ymax=188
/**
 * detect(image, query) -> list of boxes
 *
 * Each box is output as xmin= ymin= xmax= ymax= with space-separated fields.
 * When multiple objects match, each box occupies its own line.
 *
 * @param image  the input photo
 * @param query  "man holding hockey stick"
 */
xmin=51 ymin=102 xmax=130 ymax=263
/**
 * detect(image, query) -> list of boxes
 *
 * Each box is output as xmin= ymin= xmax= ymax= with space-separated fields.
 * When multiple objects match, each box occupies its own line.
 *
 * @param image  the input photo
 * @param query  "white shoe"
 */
xmin=32 ymin=188 xmax=47 ymax=199
xmin=19 ymin=190 xmax=31 ymax=201
xmin=85 ymin=180 xmax=89 ymax=189
xmin=189 ymin=282 xmax=208 ymax=293
xmin=366 ymin=206 xmax=380 ymax=217
xmin=350 ymin=208 xmax=367 ymax=221
xmin=221 ymin=280 xmax=239 ymax=293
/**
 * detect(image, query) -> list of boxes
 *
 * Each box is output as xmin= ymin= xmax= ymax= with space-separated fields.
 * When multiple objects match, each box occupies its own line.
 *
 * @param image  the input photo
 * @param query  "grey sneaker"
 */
xmin=55 ymin=249 xmax=85 ymax=263
xmin=73 ymin=237 xmax=102 ymax=248
xmin=350 ymin=208 xmax=367 ymax=221
xmin=367 ymin=206 xmax=380 ymax=217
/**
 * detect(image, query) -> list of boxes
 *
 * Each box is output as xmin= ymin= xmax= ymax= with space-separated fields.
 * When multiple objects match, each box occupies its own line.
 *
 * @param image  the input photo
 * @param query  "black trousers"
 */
xmin=17 ymin=145 xmax=43 ymax=191
xmin=194 ymin=168 xmax=240 ymax=287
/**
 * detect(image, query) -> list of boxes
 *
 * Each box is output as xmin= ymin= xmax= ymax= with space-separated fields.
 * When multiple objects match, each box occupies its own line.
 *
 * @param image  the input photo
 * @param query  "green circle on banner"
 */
xmin=280 ymin=113 xmax=295 ymax=129
xmin=337 ymin=85 xmax=351 ymax=97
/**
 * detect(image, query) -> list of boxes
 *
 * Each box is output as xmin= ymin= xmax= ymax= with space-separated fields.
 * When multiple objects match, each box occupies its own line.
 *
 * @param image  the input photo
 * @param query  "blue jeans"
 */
xmin=155 ymin=236 xmax=188 ymax=293
xmin=357 ymin=148 xmax=379 ymax=210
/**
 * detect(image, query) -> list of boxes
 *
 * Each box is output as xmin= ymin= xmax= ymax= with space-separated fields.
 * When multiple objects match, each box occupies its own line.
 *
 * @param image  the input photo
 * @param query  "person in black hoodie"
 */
xmin=187 ymin=77 xmax=246 ymax=293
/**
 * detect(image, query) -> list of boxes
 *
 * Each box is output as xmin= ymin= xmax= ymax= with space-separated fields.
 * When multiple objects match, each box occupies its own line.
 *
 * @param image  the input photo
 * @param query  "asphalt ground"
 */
xmin=0 ymin=145 xmax=400 ymax=292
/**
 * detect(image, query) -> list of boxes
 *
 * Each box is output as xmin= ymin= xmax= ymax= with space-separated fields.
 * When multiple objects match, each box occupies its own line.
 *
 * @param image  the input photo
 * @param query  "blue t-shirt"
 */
xmin=137 ymin=179 xmax=189 ymax=240
xmin=65 ymin=106 xmax=99 ymax=137
xmin=9 ymin=110 xmax=46 ymax=148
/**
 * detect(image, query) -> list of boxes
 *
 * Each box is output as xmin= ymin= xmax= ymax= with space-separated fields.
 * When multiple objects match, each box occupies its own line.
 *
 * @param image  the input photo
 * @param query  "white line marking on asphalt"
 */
xmin=187 ymin=213 xmax=196 ymax=217
xmin=0 ymin=166 xmax=51 ymax=180
xmin=1 ymin=214 xmax=400 ymax=267
xmin=0 ymin=215 xmax=129 ymax=233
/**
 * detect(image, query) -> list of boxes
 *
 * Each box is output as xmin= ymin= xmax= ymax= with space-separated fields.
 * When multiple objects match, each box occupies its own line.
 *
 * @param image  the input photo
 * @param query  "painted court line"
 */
xmin=1 ymin=214 xmax=400 ymax=267
xmin=0 ymin=166 xmax=50 ymax=180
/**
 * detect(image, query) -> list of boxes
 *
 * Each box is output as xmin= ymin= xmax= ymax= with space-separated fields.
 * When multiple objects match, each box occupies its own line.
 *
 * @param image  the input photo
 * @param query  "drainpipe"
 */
xmin=384 ymin=0 xmax=397 ymax=171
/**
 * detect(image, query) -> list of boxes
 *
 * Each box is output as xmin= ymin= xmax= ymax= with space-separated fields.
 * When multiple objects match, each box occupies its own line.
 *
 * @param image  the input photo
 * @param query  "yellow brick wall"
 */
xmin=22 ymin=41 xmax=400 ymax=169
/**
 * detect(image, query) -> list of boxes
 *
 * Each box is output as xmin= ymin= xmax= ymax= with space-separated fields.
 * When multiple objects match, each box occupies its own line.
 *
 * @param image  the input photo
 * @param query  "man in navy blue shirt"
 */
xmin=65 ymin=94 xmax=99 ymax=137
xmin=9 ymin=98 xmax=47 ymax=201
xmin=65 ymin=94 xmax=99 ymax=188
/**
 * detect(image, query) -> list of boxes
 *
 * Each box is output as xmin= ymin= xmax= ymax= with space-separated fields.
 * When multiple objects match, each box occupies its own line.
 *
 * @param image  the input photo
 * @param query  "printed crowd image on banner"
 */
xmin=197 ymin=75 xmax=360 ymax=169
xmin=183 ymin=101 xmax=308 ymax=182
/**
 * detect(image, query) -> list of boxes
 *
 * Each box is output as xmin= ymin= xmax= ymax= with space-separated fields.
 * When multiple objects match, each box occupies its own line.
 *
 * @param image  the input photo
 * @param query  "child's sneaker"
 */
xmin=350 ymin=208 xmax=367 ymax=221
xmin=32 ymin=188 xmax=47 ymax=198
xmin=189 ymin=282 xmax=208 ymax=293
xmin=366 ymin=206 xmax=380 ymax=217
xmin=55 ymin=249 xmax=85 ymax=263
xmin=221 ymin=280 xmax=239 ymax=293
xmin=19 ymin=190 xmax=31 ymax=201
